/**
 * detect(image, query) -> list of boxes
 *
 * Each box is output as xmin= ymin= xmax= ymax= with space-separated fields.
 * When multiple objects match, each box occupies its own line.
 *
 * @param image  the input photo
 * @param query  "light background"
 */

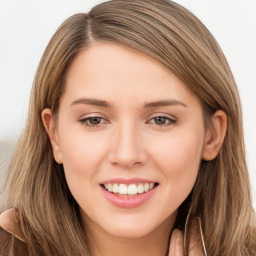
xmin=0 ymin=0 xmax=255 ymax=208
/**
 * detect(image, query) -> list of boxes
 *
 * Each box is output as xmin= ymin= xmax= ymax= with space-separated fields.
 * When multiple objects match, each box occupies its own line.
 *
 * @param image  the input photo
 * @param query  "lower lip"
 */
xmin=100 ymin=185 xmax=157 ymax=208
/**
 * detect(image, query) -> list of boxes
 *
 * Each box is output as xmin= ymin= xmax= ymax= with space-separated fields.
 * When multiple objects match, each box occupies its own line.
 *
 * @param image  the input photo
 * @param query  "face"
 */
xmin=47 ymin=43 xmax=208 ymax=239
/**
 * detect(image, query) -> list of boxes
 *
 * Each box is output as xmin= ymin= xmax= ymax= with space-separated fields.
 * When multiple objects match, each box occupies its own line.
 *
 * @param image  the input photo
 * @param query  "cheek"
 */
xmin=57 ymin=128 xmax=108 ymax=209
xmin=150 ymin=130 xmax=203 ymax=170
xmin=148 ymin=129 xmax=204 ymax=201
xmin=56 ymin=123 xmax=111 ymax=198
xmin=165 ymin=137 xmax=202 ymax=174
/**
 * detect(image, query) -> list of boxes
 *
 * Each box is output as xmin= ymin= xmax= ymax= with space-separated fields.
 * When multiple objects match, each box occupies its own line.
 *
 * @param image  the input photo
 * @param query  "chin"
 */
xmin=97 ymin=212 xmax=174 ymax=240
xmin=103 ymin=222 xmax=157 ymax=239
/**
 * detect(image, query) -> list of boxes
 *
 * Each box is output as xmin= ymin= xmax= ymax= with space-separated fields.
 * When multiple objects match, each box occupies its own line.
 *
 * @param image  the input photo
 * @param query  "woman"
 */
xmin=0 ymin=0 xmax=255 ymax=255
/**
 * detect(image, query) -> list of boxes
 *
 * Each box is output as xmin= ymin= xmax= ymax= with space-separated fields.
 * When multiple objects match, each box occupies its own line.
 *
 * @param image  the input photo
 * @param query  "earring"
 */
xmin=184 ymin=209 xmax=208 ymax=256
xmin=197 ymin=217 xmax=208 ymax=256
xmin=183 ymin=207 xmax=191 ymax=256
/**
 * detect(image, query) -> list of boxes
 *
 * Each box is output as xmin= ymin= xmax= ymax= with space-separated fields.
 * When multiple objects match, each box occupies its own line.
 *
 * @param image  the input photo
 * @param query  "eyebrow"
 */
xmin=71 ymin=98 xmax=112 ymax=108
xmin=70 ymin=98 xmax=187 ymax=108
xmin=144 ymin=99 xmax=187 ymax=108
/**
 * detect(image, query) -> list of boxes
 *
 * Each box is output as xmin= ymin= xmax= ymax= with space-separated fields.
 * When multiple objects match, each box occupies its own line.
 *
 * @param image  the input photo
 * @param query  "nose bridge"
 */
xmin=108 ymin=119 xmax=147 ymax=167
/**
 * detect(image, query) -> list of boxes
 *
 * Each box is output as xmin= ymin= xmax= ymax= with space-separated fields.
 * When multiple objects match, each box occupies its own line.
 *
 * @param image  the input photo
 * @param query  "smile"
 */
xmin=102 ymin=182 xmax=157 ymax=196
xmin=100 ymin=180 xmax=159 ymax=208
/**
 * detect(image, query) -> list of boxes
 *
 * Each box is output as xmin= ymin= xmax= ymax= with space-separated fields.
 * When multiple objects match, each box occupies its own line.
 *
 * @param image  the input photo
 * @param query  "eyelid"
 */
xmin=78 ymin=112 xmax=108 ymax=119
xmin=146 ymin=112 xmax=177 ymax=121
xmin=146 ymin=113 xmax=177 ymax=126
xmin=78 ymin=113 xmax=110 ymax=128
xmin=78 ymin=112 xmax=177 ymax=128
xmin=79 ymin=117 xmax=108 ymax=128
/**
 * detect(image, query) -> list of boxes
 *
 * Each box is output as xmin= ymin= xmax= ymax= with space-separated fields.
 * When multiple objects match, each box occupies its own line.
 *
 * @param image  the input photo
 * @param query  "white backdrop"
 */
xmin=0 ymin=0 xmax=255 ymax=208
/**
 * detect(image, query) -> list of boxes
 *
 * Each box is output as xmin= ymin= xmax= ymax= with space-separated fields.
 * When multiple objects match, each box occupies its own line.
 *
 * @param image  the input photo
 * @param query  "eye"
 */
xmin=148 ymin=116 xmax=177 ymax=126
xmin=79 ymin=117 xmax=106 ymax=127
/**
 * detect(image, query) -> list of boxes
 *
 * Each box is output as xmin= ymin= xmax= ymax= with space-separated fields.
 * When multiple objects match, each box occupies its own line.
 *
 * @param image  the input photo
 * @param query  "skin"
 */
xmin=42 ymin=43 xmax=227 ymax=256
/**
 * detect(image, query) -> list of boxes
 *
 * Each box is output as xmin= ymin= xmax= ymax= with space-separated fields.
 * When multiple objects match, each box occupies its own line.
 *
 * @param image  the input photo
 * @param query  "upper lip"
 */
xmin=100 ymin=178 xmax=158 ymax=185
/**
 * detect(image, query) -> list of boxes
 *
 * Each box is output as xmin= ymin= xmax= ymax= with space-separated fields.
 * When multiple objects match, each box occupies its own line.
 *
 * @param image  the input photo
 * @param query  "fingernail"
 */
xmin=174 ymin=229 xmax=184 ymax=254
xmin=171 ymin=229 xmax=179 ymax=251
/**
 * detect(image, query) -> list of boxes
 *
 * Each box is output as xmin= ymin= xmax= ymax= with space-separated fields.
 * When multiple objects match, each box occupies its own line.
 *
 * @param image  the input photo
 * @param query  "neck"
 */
xmin=85 ymin=216 xmax=175 ymax=256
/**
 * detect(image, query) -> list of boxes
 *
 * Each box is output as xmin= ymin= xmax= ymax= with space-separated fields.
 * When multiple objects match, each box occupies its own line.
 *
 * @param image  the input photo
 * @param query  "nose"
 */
xmin=108 ymin=122 xmax=147 ymax=169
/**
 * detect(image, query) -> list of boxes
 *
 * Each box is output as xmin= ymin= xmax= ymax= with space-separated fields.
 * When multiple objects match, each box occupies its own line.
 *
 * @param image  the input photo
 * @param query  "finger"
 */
xmin=187 ymin=218 xmax=204 ymax=256
xmin=168 ymin=229 xmax=184 ymax=256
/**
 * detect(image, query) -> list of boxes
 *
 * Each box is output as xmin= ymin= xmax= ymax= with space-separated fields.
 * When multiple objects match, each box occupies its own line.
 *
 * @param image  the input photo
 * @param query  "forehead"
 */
xmin=63 ymin=42 xmax=199 ymax=108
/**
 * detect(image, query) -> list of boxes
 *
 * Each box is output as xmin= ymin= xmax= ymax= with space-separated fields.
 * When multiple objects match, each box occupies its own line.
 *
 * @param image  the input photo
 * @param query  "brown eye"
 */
xmin=154 ymin=117 xmax=168 ymax=125
xmin=88 ymin=117 xmax=102 ymax=125
xmin=79 ymin=117 xmax=105 ymax=127
xmin=148 ymin=116 xmax=177 ymax=126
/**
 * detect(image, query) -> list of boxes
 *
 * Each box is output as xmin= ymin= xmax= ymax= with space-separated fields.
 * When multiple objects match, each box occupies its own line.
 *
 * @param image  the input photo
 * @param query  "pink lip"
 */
xmin=100 ymin=178 xmax=157 ymax=185
xmin=100 ymin=184 xmax=158 ymax=208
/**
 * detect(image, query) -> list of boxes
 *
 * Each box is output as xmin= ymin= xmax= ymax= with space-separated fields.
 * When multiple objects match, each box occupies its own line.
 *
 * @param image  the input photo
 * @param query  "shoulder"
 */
xmin=0 ymin=208 xmax=26 ymax=242
xmin=0 ymin=209 xmax=28 ymax=256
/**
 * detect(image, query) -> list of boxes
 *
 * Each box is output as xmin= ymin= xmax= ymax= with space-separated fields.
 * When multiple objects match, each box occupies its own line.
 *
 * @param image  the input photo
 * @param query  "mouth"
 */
xmin=100 ymin=182 xmax=159 ymax=196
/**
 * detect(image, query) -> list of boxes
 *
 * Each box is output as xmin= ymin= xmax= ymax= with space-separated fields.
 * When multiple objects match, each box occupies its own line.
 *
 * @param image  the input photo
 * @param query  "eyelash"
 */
xmin=79 ymin=115 xmax=177 ymax=128
xmin=147 ymin=116 xmax=177 ymax=126
xmin=79 ymin=117 xmax=106 ymax=127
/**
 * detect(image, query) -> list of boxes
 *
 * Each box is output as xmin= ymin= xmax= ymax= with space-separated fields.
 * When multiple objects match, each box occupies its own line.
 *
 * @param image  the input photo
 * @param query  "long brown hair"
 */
xmin=3 ymin=0 xmax=256 ymax=255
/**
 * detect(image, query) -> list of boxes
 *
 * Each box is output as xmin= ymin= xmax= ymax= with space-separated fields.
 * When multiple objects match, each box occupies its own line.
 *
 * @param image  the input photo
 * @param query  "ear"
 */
xmin=202 ymin=110 xmax=227 ymax=161
xmin=41 ymin=108 xmax=63 ymax=164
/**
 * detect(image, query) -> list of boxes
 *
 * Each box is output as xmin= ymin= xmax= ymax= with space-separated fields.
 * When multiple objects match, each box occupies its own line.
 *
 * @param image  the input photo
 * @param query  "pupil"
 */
xmin=155 ymin=117 xmax=166 ymax=125
xmin=90 ymin=117 xmax=101 ymax=125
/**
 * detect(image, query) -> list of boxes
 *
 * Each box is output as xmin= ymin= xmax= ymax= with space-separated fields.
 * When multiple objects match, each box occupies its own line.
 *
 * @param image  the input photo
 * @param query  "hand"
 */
xmin=168 ymin=220 xmax=205 ymax=256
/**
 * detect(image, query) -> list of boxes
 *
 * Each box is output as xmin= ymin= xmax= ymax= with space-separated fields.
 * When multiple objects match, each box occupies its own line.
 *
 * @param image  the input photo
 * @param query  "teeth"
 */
xmin=144 ymin=183 xmax=149 ymax=192
xmin=137 ymin=184 xmax=144 ymax=194
xmin=113 ymin=184 xmax=119 ymax=193
xmin=104 ymin=182 xmax=155 ymax=195
xmin=119 ymin=184 xmax=128 ymax=195
xmin=128 ymin=184 xmax=137 ymax=195
xmin=108 ymin=183 xmax=113 ymax=192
